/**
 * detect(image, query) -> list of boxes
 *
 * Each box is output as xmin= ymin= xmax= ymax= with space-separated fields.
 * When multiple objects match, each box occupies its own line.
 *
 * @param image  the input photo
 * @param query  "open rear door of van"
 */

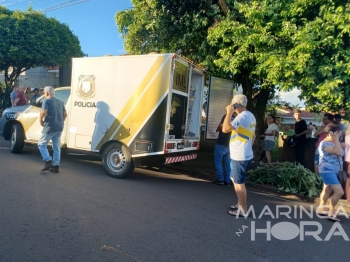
xmin=205 ymin=76 xmax=237 ymax=140
xmin=163 ymin=56 xmax=204 ymax=163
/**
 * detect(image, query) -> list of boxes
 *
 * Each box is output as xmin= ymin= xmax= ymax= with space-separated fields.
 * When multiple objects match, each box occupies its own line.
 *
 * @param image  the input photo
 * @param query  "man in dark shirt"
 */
xmin=212 ymin=112 xmax=237 ymax=186
xmin=294 ymin=109 xmax=308 ymax=166
xmin=38 ymin=86 xmax=67 ymax=173
xmin=10 ymin=86 xmax=18 ymax=106
xmin=30 ymin=88 xmax=41 ymax=104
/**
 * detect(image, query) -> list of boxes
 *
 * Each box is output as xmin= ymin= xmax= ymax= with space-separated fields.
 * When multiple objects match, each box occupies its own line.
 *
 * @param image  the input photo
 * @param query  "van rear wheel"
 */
xmin=102 ymin=142 xmax=134 ymax=178
xmin=10 ymin=124 xmax=25 ymax=154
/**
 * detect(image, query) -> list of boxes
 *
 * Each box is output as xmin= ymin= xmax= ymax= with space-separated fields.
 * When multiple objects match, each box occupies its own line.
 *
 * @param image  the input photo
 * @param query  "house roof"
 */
xmin=276 ymin=108 xmax=320 ymax=119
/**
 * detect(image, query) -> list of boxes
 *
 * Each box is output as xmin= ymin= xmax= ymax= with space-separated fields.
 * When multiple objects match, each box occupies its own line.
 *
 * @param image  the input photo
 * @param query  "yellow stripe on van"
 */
xmin=95 ymin=55 xmax=170 ymax=150
xmin=119 ymin=61 xmax=171 ymax=146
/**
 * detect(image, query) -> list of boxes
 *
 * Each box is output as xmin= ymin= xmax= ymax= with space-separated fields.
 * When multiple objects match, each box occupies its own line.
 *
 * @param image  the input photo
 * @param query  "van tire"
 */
xmin=10 ymin=124 xmax=25 ymax=154
xmin=102 ymin=142 xmax=134 ymax=178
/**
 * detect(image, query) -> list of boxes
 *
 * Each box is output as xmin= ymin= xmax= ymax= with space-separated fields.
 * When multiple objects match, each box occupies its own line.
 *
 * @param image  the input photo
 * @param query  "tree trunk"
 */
xmin=240 ymin=69 xmax=271 ymax=164
xmin=206 ymin=0 xmax=212 ymax=9
xmin=5 ymin=69 xmax=16 ymax=92
xmin=241 ymin=69 xmax=253 ymax=110
xmin=251 ymin=88 xmax=271 ymax=164
xmin=4 ymin=66 xmax=23 ymax=92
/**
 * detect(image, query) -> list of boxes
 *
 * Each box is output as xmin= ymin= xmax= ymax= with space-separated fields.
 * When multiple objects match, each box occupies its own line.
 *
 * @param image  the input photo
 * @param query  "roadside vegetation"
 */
xmin=247 ymin=162 xmax=322 ymax=197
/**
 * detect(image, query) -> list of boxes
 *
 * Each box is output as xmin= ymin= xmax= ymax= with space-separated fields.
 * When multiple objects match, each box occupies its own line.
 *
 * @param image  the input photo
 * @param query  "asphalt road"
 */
xmin=0 ymin=139 xmax=349 ymax=262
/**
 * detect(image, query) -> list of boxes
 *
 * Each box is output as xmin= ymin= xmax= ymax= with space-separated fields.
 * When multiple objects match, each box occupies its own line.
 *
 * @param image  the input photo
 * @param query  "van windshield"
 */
xmin=54 ymin=89 xmax=70 ymax=105
xmin=32 ymin=89 xmax=70 ymax=107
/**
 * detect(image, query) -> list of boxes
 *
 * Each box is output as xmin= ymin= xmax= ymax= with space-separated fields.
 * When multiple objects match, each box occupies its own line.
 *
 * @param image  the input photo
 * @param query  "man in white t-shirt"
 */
xmin=222 ymin=94 xmax=256 ymax=217
xmin=264 ymin=115 xmax=279 ymax=164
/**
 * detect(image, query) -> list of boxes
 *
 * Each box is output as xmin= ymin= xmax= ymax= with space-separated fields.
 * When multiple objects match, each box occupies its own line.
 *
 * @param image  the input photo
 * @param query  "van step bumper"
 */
xmin=165 ymin=153 xmax=197 ymax=164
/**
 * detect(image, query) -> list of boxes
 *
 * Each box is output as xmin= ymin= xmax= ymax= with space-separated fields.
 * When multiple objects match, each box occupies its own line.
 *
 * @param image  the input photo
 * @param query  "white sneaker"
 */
xmin=259 ymin=161 xmax=265 ymax=166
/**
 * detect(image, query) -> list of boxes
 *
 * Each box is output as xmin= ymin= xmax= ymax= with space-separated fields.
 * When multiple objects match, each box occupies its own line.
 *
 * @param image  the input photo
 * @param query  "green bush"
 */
xmin=0 ymin=82 xmax=5 ymax=94
xmin=272 ymin=138 xmax=279 ymax=162
xmin=247 ymin=162 xmax=323 ymax=197
xmin=282 ymin=129 xmax=295 ymax=136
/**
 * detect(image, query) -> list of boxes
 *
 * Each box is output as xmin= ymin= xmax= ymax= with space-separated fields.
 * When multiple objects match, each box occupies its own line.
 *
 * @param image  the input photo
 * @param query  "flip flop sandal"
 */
xmin=317 ymin=211 xmax=329 ymax=216
xmin=228 ymin=210 xmax=247 ymax=218
xmin=328 ymin=216 xmax=341 ymax=222
xmin=230 ymin=205 xmax=238 ymax=210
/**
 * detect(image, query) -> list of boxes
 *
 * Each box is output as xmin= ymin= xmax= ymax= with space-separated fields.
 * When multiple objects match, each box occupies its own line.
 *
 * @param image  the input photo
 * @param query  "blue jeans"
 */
xmin=38 ymin=131 xmax=62 ymax=166
xmin=214 ymin=144 xmax=231 ymax=183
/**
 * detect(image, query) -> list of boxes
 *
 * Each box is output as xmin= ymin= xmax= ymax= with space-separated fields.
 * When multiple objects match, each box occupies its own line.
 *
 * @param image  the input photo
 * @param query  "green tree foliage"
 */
xmin=116 ymin=0 xmax=350 ymax=156
xmin=279 ymin=0 xmax=350 ymax=114
xmin=207 ymin=0 xmax=350 ymax=114
xmin=116 ymin=0 xmax=222 ymax=64
xmin=0 ymin=6 xmax=85 ymax=91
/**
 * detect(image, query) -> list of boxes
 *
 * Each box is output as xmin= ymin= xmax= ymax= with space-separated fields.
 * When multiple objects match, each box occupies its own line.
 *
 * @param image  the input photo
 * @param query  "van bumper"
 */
xmin=164 ymin=153 xmax=197 ymax=164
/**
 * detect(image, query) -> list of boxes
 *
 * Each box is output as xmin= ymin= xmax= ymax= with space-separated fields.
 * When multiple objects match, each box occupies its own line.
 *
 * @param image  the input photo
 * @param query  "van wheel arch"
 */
xmin=4 ymin=120 xmax=21 ymax=140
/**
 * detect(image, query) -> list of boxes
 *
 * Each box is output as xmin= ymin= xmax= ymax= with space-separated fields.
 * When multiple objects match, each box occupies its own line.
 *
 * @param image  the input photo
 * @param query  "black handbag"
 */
xmin=337 ymin=157 xmax=348 ymax=185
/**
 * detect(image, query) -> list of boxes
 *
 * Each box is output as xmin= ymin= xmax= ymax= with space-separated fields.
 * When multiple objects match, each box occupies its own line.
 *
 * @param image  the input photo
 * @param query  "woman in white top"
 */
xmin=264 ymin=115 xmax=279 ymax=164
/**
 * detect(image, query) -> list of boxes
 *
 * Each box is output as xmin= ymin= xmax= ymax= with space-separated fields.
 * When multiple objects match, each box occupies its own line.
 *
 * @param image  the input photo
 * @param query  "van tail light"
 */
xmin=164 ymin=142 xmax=175 ymax=154
xmin=167 ymin=143 xmax=175 ymax=149
xmin=191 ymin=141 xmax=200 ymax=149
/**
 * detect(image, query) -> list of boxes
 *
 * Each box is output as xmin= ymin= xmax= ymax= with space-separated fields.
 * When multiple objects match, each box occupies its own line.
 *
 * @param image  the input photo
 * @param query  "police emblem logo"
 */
xmin=77 ymin=75 xmax=96 ymax=100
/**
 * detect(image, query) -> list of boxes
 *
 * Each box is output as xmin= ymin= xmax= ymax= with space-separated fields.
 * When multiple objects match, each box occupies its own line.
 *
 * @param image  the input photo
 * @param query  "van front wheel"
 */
xmin=102 ymin=142 xmax=134 ymax=178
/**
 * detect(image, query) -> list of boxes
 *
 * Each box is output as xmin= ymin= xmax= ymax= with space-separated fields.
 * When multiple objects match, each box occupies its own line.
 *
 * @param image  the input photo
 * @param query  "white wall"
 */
xmin=0 ymin=67 xmax=58 ymax=89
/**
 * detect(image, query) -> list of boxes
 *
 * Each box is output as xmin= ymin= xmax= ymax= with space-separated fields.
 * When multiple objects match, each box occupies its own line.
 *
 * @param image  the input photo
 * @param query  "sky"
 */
xmin=3 ymin=0 xmax=132 ymax=57
xmin=279 ymin=89 xmax=304 ymax=107
xmin=2 ymin=0 xmax=304 ymax=107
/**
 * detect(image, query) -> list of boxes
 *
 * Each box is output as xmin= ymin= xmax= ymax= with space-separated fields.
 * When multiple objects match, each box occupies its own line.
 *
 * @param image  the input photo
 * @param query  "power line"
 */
xmin=1 ymin=0 xmax=25 ymax=7
xmin=41 ymin=0 xmax=90 ymax=13
xmin=1 ymin=0 xmax=89 ymax=13
xmin=1 ymin=0 xmax=45 ymax=8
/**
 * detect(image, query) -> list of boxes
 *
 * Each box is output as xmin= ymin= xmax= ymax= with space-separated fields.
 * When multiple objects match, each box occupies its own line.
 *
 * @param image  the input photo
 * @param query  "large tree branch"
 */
xmin=252 ymin=90 xmax=261 ymax=99
xmin=206 ymin=0 xmax=212 ymax=9
xmin=218 ymin=0 xmax=229 ymax=15
xmin=241 ymin=69 xmax=254 ymax=110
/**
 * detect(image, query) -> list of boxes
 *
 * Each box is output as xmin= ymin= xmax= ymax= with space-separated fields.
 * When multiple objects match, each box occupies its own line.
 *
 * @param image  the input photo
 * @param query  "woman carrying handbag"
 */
xmin=317 ymin=124 xmax=344 ymax=222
